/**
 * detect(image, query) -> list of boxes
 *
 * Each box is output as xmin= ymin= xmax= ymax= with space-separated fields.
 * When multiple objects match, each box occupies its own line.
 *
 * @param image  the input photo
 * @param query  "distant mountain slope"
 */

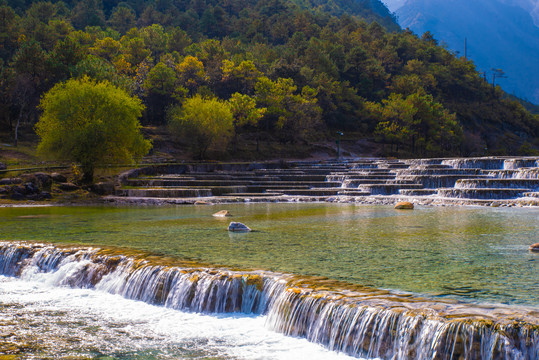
xmin=393 ymin=0 xmax=539 ymax=104
xmin=499 ymin=0 xmax=539 ymax=26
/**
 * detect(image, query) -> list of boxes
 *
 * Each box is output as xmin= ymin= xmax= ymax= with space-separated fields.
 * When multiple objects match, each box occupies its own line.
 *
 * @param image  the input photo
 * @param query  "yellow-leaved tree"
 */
xmin=168 ymin=95 xmax=233 ymax=159
xmin=35 ymin=76 xmax=152 ymax=183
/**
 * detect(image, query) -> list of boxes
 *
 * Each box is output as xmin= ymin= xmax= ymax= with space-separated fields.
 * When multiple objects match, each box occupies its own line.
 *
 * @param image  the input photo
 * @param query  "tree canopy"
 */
xmin=35 ymin=77 xmax=152 ymax=182
xmin=168 ymin=95 xmax=233 ymax=158
xmin=0 ymin=0 xmax=537 ymax=158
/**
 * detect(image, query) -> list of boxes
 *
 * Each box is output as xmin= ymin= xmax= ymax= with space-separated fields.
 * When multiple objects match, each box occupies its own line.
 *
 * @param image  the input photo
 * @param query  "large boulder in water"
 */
xmin=394 ymin=201 xmax=414 ymax=210
xmin=530 ymin=243 xmax=539 ymax=252
xmin=228 ymin=222 xmax=251 ymax=232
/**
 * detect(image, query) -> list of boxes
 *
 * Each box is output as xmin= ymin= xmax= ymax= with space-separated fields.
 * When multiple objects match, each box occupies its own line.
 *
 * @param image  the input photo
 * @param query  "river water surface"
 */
xmin=0 ymin=203 xmax=538 ymax=358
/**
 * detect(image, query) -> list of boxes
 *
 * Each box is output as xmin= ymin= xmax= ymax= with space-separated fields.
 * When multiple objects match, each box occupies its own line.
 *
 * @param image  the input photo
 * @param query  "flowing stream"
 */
xmin=0 ymin=204 xmax=538 ymax=359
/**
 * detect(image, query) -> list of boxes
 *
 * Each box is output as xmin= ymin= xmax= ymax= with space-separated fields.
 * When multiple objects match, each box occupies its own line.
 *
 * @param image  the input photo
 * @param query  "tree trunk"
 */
xmin=81 ymin=163 xmax=94 ymax=184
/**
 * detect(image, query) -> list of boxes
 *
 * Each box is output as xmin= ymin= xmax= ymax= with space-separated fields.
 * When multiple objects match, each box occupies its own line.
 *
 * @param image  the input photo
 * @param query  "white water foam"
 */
xmin=0 ymin=275 xmax=362 ymax=360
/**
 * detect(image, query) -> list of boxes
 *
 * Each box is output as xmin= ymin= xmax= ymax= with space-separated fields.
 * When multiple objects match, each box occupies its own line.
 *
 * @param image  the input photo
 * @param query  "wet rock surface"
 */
xmin=213 ymin=210 xmax=232 ymax=217
xmin=228 ymin=222 xmax=251 ymax=232
xmin=394 ymin=201 xmax=414 ymax=209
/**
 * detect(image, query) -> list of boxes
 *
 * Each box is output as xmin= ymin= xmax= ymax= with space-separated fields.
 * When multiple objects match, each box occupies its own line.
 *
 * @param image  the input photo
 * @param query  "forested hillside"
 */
xmin=395 ymin=0 xmax=539 ymax=105
xmin=0 ymin=0 xmax=537 ymax=159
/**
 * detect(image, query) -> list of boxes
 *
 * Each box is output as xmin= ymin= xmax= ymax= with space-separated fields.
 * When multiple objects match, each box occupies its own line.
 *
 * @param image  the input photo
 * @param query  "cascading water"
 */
xmin=440 ymin=158 xmax=507 ymax=170
xmin=2 ymin=241 xmax=538 ymax=360
xmin=503 ymin=159 xmax=539 ymax=170
xmin=323 ymin=157 xmax=539 ymax=203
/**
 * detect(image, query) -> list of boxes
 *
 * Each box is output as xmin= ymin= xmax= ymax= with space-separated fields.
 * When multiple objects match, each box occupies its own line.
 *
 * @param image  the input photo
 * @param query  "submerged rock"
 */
xmin=394 ymin=201 xmax=414 ymax=210
xmin=213 ymin=210 xmax=232 ymax=217
xmin=228 ymin=222 xmax=251 ymax=232
xmin=530 ymin=243 xmax=539 ymax=252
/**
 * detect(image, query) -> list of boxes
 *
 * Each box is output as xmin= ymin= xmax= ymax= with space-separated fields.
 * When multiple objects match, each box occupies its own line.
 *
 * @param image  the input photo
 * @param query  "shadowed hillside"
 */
xmin=394 ymin=0 xmax=539 ymax=104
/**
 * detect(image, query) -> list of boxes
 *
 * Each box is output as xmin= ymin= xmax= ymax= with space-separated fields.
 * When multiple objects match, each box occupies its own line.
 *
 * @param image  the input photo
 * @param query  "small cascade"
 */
xmin=437 ymin=188 xmax=529 ymax=200
xmin=441 ymin=158 xmax=506 ymax=170
xmin=489 ymin=168 xmax=539 ymax=179
xmin=399 ymin=175 xmax=480 ymax=189
xmin=455 ymin=179 xmax=539 ymax=190
xmin=1 ymin=241 xmax=538 ymax=360
xmin=404 ymin=159 xmax=444 ymax=166
xmin=112 ymin=157 xmax=539 ymax=205
xmin=503 ymin=158 xmax=539 ymax=170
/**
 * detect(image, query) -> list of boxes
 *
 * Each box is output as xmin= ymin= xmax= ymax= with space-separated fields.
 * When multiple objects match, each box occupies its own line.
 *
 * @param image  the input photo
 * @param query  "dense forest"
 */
xmin=0 ymin=0 xmax=538 ymax=159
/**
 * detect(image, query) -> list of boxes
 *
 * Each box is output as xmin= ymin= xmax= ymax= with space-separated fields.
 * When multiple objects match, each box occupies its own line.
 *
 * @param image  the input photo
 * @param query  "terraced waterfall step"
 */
xmin=437 ymin=188 xmax=531 ymax=199
xmin=399 ymin=189 xmax=438 ymax=196
xmin=118 ymin=188 xmax=213 ymax=198
xmin=455 ymin=178 xmax=539 ymax=190
xmin=115 ymin=157 xmax=539 ymax=205
xmin=265 ymin=188 xmax=343 ymax=196
xmin=359 ymin=184 xmax=424 ymax=195
xmin=398 ymin=175 xmax=490 ymax=188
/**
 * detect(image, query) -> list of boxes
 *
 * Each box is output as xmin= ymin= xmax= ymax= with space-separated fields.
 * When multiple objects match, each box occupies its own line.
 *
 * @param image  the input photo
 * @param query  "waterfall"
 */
xmin=441 ymin=158 xmax=506 ymax=170
xmin=489 ymin=168 xmax=539 ymax=180
xmin=1 ymin=241 xmax=538 ymax=360
xmin=503 ymin=159 xmax=538 ymax=170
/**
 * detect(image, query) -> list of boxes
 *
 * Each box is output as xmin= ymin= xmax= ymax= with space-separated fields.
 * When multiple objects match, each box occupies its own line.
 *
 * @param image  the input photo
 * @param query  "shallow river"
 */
xmin=0 ymin=203 xmax=538 ymax=359
xmin=1 ymin=203 xmax=538 ymax=305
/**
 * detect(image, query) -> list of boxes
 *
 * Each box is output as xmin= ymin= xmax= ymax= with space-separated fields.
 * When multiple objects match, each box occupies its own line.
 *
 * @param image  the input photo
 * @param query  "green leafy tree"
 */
xmin=228 ymin=92 xmax=266 ymax=151
xmin=144 ymin=61 xmax=179 ymax=123
xmin=141 ymin=24 xmax=167 ymax=59
xmin=0 ymin=5 xmax=20 ymax=60
xmin=70 ymin=0 xmax=106 ymax=29
xmin=167 ymin=27 xmax=191 ymax=54
xmin=369 ymin=89 xmax=462 ymax=156
xmin=108 ymin=6 xmax=136 ymax=34
xmin=121 ymin=36 xmax=151 ymax=67
xmin=255 ymin=76 xmax=322 ymax=142
xmin=48 ymin=36 xmax=86 ymax=82
xmin=176 ymin=55 xmax=205 ymax=94
xmin=89 ymin=37 xmax=121 ymax=61
xmin=168 ymin=95 xmax=233 ymax=158
xmin=35 ymin=77 xmax=151 ymax=182
xmin=220 ymin=60 xmax=262 ymax=96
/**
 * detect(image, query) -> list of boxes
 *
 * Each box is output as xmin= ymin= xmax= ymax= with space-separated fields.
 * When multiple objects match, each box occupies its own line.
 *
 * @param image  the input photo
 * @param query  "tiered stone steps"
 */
xmin=114 ymin=156 xmax=539 ymax=205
